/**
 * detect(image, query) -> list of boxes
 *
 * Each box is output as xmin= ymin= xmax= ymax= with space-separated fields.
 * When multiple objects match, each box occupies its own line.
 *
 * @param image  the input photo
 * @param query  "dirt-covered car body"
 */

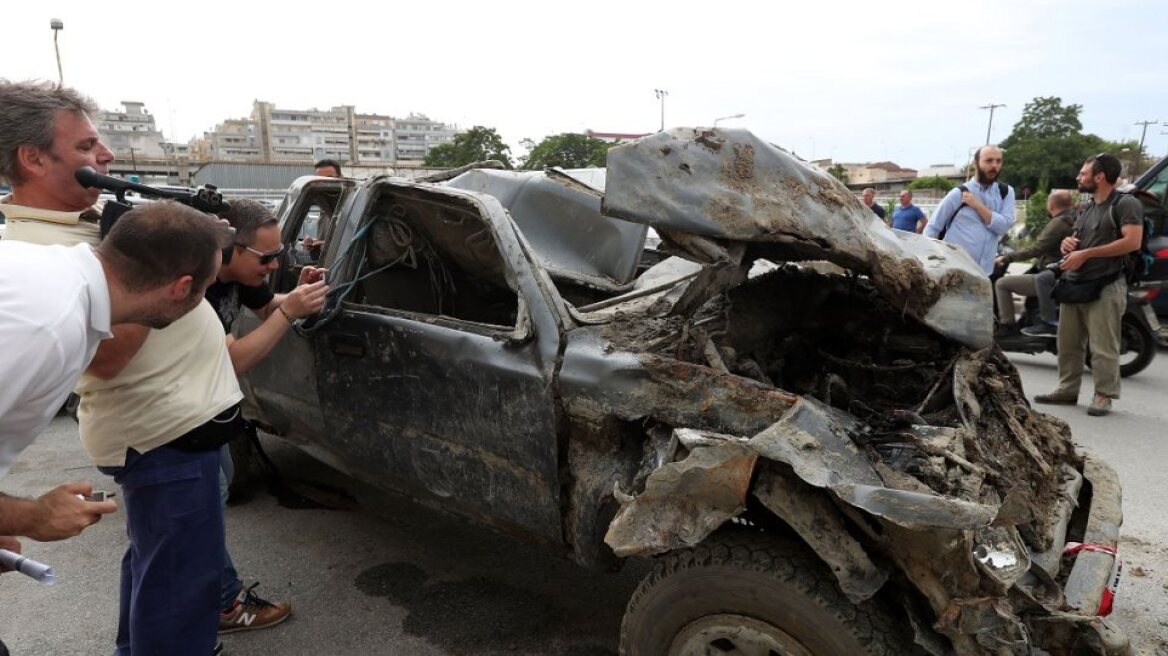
xmin=239 ymin=129 xmax=1127 ymax=655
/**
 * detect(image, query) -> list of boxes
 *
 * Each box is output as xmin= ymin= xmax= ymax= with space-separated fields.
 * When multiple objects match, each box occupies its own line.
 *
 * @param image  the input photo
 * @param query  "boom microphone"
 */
xmin=75 ymin=166 xmax=155 ymax=196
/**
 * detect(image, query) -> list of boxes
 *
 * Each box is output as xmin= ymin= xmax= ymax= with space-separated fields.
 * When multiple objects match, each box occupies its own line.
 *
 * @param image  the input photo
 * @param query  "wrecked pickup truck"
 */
xmin=237 ymin=128 xmax=1128 ymax=655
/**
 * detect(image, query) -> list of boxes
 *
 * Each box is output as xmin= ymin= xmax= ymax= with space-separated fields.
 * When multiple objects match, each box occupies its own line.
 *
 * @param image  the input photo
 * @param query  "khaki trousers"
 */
xmin=1055 ymin=278 xmax=1126 ymax=398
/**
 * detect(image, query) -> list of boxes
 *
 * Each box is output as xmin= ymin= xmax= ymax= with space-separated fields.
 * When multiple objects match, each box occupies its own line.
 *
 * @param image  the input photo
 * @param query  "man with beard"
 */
xmin=1035 ymin=154 xmax=1142 ymax=416
xmin=924 ymin=145 xmax=1016 ymax=274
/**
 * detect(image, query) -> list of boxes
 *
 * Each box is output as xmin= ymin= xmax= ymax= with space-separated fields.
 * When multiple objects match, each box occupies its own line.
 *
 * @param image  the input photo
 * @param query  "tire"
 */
xmin=225 ymin=426 xmax=263 ymax=502
xmin=1119 ymin=314 xmax=1156 ymax=377
xmin=1084 ymin=314 xmax=1157 ymax=378
xmin=620 ymin=530 xmax=916 ymax=656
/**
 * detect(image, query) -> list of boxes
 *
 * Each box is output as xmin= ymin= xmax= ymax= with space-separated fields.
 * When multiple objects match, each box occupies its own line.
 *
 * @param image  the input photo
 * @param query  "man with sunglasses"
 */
xmin=207 ymin=199 xmax=328 ymax=361
xmin=204 ymin=199 xmax=328 ymax=635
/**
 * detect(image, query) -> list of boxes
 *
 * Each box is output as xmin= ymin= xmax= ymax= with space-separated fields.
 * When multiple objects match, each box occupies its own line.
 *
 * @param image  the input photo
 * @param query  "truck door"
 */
xmin=310 ymin=182 xmax=563 ymax=542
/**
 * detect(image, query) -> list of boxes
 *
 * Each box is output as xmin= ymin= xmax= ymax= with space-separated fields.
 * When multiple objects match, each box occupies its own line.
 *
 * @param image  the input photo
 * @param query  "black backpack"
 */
xmin=935 ymin=182 xmax=1010 ymax=240
xmin=1109 ymin=190 xmax=1158 ymax=285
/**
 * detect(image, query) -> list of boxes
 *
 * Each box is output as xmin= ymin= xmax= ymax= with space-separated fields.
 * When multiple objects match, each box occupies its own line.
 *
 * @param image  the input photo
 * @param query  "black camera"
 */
xmin=74 ymin=166 xmax=235 ymax=264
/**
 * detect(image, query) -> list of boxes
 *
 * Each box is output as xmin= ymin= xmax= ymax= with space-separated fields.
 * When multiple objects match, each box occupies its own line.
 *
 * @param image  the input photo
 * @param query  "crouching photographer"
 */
xmin=203 ymin=198 xmax=329 ymax=635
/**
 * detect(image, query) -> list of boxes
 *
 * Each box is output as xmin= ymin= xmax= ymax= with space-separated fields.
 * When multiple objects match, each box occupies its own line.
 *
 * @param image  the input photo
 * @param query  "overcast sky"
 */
xmin=6 ymin=0 xmax=1166 ymax=168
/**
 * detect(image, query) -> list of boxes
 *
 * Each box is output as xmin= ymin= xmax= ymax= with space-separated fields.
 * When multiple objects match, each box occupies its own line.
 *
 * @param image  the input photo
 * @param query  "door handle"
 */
xmin=329 ymin=333 xmax=366 ymax=358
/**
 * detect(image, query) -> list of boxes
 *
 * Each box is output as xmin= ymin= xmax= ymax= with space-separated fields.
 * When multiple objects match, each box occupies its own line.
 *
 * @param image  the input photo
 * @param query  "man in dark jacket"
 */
xmin=994 ymin=189 xmax=1076 ymax=334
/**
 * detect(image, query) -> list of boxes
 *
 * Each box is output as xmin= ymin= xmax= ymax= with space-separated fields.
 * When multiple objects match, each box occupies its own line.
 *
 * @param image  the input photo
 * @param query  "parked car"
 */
xmin=1124 ymin=155 xmax=1168 ymax=318
xmin=237 ymin=129 xmax=1128 ymax=655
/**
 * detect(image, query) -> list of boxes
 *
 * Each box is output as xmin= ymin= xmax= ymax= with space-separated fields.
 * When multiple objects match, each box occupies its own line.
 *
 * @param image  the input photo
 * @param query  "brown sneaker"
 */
xmin=1087 ymin=394 xmax=1112 ymax=417
xmin=219 ymin=582 xmax=291 ymax=634
xmin=1033 ymin=391 xmax=1078 ymax=405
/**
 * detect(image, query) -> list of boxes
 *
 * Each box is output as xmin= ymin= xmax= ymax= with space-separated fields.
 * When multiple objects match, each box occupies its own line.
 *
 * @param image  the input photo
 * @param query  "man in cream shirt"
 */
xmin=0 ymin=81 xmax=112 ymax=247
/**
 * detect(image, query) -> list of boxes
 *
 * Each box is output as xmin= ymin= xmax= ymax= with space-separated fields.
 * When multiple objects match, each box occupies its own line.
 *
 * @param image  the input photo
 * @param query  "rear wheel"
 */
xmin=1086 ymin=314 xmax=1156 ymax=377
xmin=1118 ymin=314 xmax=1156 ymax=377
xmin=225 ymin=425 xmax=264 ymax=502
xmin=620 ymin=530 xmax=916 ymax=656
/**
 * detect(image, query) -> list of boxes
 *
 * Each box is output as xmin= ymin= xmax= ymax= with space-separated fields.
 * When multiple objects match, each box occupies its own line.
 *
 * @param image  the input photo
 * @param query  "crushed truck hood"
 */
xmin=602 ymin=128 xmax=992 ymax=349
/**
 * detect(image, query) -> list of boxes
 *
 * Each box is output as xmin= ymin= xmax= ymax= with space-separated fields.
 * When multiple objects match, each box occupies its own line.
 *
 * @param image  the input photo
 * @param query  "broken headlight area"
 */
xmin=593 ymin=261 xmax=1123 ymax=654
xmin=599 ymin=263 xmax=1080 ymax=548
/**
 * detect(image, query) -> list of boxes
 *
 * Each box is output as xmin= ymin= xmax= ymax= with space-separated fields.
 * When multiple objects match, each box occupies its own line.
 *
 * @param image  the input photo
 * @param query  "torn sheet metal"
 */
xmin=602 ymin=128 xmax=992 ymax=348
xmin=747 ymin=396 xmax=997 ymax=530
xmin=604 ymin=443 xmax=758 ymax=557
xmin=753 ymin=465 xmax=889 ymax=604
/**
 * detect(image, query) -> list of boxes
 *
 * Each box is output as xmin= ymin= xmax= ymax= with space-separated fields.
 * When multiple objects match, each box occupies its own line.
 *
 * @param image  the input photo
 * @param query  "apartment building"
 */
xmin=96 ymin=101 xmax=173 ymax=160
xmin=195 ymin=101 xmax=456 ymax=165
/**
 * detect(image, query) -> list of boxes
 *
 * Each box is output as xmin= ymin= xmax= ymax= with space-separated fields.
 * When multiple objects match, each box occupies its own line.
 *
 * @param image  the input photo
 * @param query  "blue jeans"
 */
xmin=219 ymin=444 xmax=242 ymax=610
xmin=100 ymin=446 xmax=224 ymax=656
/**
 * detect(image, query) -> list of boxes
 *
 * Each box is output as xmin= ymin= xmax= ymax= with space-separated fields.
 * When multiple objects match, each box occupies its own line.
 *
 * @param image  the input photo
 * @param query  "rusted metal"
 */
xmin=240 ymin=132 xmax=1128 ymax=655
xmin=603 ymin=128 xmax=993 ymax=348
xmin=752 ymin=464 xmax=889 ymax=604
xmin=604 ymin=443 xmax=757 ymax=557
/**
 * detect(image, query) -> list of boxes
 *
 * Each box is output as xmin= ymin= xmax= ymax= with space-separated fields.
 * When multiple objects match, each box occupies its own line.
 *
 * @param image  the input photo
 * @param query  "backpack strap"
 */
xmin=936 ymin=184 xmax=968 ymax=241
xmin=998 ymin=182 xmax=1009 ymax=200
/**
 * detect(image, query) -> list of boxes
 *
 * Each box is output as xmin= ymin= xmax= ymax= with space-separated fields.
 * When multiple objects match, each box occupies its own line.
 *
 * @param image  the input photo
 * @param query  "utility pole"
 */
xmin=714 ymin=113 xmax=745 ymax=127
xmin=50 ymin=19 xmax=64 ymax=85
xmin=654 ymin=89 xmax=668 ymax=132
xmin=978 ymin=103 xmax=1006 ymax=144
xmin=1133 ymin=119 xmax=1158 ymax=176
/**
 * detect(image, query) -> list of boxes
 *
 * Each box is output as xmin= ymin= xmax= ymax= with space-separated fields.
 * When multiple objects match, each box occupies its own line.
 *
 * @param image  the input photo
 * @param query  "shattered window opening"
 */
xmin=346 ymin=189 xmax=520 ymax=330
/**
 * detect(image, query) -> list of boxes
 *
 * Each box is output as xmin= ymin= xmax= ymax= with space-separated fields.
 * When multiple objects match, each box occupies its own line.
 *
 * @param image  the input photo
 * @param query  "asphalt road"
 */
xmin=1 ymin=349 xmax=1166 ymax=656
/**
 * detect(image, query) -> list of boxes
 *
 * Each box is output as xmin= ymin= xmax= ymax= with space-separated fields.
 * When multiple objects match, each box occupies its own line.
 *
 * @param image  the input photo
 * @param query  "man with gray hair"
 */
xmin=0 ymin=79 xmax=113 ymax=246
xmin=1 ymin=79 xmax=243 ymax=655
xmin=860 ymin=187 xmax=886 ymax=222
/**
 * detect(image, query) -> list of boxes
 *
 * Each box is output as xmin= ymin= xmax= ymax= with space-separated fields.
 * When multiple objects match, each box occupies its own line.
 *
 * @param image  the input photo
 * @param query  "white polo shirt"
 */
xmin=0 ymin=241 xmax=112 ymax=476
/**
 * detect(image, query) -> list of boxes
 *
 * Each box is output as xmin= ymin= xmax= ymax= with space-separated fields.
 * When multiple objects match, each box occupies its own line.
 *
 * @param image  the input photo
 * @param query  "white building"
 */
xmin=96 ymin=101 xmax=183 ymax=161
xmin=194 ymin=102 xmax=456 ymax=165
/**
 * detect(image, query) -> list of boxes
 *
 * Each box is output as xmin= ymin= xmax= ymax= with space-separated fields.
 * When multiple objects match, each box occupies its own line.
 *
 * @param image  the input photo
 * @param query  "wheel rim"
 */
xmin=669 ymin=614 xmax=815 ymax=656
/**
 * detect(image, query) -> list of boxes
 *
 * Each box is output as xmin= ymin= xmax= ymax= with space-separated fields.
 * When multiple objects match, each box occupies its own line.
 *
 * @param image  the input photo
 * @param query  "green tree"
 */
xmin=826 ymin=164 xmax=849 ymax=184
xmin=907 ymin=175 xmax=955 ymax=192
xmin=520 ymin=133 xmax=612 ymax=170
xmin=999 ymin=97 xmax=1108 ymax=192
xmin=423 ymin=125 xmax=513 ymax=169
xmin=1024 ymin=189 xmax=1049 ymax=236
xmin=1006 ymin=96 xmax=1083 ymax=140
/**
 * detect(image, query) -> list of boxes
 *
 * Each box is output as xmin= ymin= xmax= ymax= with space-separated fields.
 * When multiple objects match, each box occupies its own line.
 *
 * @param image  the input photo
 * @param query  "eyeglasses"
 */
xmin=238 ymin=243 xmax=286 ymax=265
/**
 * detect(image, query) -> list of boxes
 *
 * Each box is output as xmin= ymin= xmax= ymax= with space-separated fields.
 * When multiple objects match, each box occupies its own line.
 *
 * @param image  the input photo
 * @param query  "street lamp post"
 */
xmin=654 ymin=89 xmax=668 ymax=132
xmin=714 ymin=113 xmax=745 ymax=127
xmin=978 ymin=103 xmax=1005 ymax=144
xmin=50 ymin=18 xmax=64 ymax=85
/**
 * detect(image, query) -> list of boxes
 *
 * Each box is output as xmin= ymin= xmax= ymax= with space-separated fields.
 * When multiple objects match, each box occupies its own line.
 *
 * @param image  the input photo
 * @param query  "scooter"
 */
xmin=993 ymin=261 xmax=1159 ymax=377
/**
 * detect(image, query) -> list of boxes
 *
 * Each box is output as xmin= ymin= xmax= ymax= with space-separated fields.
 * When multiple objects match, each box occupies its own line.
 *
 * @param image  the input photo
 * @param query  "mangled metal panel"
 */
xmin=604 ymin=443 xmax=757 ymax=557
xmin=602 ymin=128 xmax=992 ymax=348
xmin=747 ymin=396 xmax=998 ymax=530
xmin=752 ymin=465 xmax=889 ymax=604
xmin=445 ymin=168 xmax=645 ymax=291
